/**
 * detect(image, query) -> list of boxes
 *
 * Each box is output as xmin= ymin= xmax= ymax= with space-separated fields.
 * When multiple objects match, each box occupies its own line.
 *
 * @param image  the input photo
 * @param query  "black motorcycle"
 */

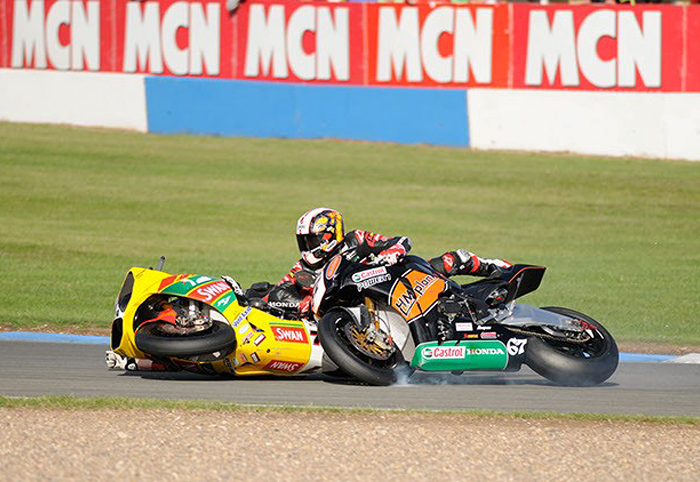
xmin=313 ymin=252 xmax=618 ymax=386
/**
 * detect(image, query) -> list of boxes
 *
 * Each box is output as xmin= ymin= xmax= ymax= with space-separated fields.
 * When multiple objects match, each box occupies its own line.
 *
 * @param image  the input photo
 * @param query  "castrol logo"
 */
xmin=422 ymin=346 xmax=465 ymax=359
xmin=351 ymin=266 xmax=388 ymax=282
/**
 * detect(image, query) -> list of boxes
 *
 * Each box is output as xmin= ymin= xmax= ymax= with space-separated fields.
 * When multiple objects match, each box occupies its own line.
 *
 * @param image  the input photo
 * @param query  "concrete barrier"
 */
xmin=468 ymin=89 xmax=700 ymax=161
xmin=0 ymin=69 xmax=148 ymax=131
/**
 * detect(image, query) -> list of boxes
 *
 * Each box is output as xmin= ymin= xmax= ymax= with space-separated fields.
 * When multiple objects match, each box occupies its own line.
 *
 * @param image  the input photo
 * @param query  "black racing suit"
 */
xmin=266 ymin=230 xmax=411 ymax=315
xmin=268 ymin=230 xmax=511 ymax=318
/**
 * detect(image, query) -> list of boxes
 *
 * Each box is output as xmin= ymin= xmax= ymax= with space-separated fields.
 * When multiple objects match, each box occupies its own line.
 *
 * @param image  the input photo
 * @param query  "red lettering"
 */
xmin=264 ymin=360 xmax=304 ymax=373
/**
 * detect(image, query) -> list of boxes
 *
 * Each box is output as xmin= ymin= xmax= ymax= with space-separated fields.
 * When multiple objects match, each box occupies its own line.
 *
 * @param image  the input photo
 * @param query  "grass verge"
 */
xmin=1 ymin=122 xmax=699 ymax=343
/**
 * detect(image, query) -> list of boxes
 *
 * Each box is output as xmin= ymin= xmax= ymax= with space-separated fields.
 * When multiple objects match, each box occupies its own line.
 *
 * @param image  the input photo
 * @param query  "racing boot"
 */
xmin=430 ymin=249 xmax=512 ymax=278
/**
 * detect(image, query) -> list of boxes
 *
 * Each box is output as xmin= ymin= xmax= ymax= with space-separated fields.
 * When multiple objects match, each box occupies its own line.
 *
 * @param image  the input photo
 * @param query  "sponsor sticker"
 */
xmin=250 ymin=352 xmax=260 ymax=363
xmin=351 ymin=266 xmax=388 ymax=283
xmin=238 ymin=353 xmax=247 ymax=364
xmin=325 ymin=255 xmax=342 ymax=280
xmin=394 ymin=291 xmax=417 ymax=317
xmin=271 ymin=324 xmax=309 ymax=344
xmin=242 ymin=333 xmax=254 ymax=345
xmin=264 ymin=360 xmax=304 ymax=373
xmin=477 ymin=325 xmax=492 ymax=331
xmin=466 ymin=347 xmax=506 ymax=355
xmin=455 ymin=322 xmax=473 ymax=332
xmin=253 ymin=334 xmax=266 ymax=346
xmin=357 ymin=273 xmax=391 ymax=290
xmin=268 ymin=301 xmax=298 ymax=309
xmin=192 ymin=280 xmax=231 ymax=303
xmin=231 ymin=307 xmax=252 ymax=328
xmin=480 ymin=332 xmax=498 ymax=339
xmin=213 ymin=295 xmax=234 ymax=312
xmin=238 ymin=323 xmax=250 ymax=335
xmin=464 ymin=334 xmax=479 ymax=339
xmin=413 ymin=341 xmax=509 ymax=371
xmin=422 ymin=346 xmax=465 ymax=359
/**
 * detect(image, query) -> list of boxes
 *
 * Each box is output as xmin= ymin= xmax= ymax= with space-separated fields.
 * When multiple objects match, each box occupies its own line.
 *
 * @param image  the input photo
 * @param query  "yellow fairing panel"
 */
xmin=113 ymin=267 xmax=173 ymax=359
xmin=213 ymin=306 xmax=313 ymax=376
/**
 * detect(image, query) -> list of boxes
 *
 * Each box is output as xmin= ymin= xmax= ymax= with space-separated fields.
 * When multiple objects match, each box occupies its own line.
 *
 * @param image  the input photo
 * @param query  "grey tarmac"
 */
xmin=1 ymin=340 xmax=699 ymax=416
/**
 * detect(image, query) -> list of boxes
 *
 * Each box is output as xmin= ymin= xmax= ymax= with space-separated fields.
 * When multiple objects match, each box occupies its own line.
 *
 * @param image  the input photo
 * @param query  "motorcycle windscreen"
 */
xmin=388 ymin=270 xmax=446 ymax=322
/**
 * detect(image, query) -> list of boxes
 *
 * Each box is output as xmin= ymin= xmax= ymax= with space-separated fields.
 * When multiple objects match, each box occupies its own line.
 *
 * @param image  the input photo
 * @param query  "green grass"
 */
xmin=0 ymin=122 xmax=699 ymax=344
xmin=0 ymin=395 xmax=697 ymax=424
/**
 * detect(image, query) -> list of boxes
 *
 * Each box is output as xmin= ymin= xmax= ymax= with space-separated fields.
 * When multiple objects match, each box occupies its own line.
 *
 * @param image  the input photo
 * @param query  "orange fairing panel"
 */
xmin=389 ymin=270 xmax=446 ymax=322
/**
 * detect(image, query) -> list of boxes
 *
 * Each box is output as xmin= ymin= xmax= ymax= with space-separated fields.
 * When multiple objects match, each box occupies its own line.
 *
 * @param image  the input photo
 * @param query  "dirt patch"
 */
xmin=1 ymin=409 xmax=698 ymax=481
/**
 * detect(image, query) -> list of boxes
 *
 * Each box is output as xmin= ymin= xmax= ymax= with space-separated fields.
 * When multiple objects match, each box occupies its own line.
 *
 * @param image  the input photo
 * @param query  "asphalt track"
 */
xmin=1 ymin=340 xmax=699 ymax=417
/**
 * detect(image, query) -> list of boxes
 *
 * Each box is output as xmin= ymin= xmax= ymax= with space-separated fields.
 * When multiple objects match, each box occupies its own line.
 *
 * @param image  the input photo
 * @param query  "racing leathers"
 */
xmin=269 ymin=231 xmax=511 ymax=319
xmin=268 ymin=230 xmax=412 ymax=316
xmin=429 ymin=248 xmax=512 ymax=278
xmin=279 ymin=230 xmax=412 ymax=284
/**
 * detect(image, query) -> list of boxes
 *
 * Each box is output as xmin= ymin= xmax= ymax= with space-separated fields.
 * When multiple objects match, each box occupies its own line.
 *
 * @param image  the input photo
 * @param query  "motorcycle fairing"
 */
xmin=408 ymin=322 xmax=530 ymax=371
xmin=207 ymin=315 xmax=320 ymax=377
xmin=411 ymin=340 xmax=509 ymax=371
xmin=158 ymin=275 xmax=237 ymax=313
xmin=315 ymin=255 xmax=448 ymax=323
xmin=387 ymin=269 xmax=447 ymax=322
xmin=112 ymin=267 xmax=323 ymax=377
xmin=112 ymin=267 xmax=175 ymax=360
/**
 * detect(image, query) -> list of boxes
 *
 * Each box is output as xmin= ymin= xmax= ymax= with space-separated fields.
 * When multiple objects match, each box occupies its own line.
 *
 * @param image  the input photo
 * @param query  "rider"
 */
xmin=268 ymin=207 xmax=513 ymax=317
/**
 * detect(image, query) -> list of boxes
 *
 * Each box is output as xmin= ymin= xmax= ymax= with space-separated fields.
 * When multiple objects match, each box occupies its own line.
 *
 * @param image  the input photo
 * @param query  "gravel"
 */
xmin=1 ymin=408 xmax=698 ymax=481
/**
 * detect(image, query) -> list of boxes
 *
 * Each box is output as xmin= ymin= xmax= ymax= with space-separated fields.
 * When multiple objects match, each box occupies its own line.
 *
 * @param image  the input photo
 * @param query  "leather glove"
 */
xmin=375 ymin=245 xmax=406 ymax=266
xmin=105 ymin=350 xmax=138 ymax=371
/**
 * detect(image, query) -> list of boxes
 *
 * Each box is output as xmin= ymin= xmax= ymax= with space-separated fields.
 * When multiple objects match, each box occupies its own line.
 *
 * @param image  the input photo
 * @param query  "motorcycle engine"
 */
xmin=157 ymin=297 xmax=213 ymax=335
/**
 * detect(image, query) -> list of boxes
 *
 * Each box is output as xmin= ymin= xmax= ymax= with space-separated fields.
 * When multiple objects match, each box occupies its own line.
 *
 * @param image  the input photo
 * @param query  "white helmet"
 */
xmin=296 ymin=208 xmax=345 ymax=268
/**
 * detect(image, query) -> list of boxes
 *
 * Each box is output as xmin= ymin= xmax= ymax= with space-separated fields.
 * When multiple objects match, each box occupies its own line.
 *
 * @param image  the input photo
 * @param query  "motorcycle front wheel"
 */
xmin=135 ymin=320 xmax=236 ymax=358
xmin=318 ymin=309 xmax=408 ymax=386
xmin=525 ymin=306 xmax=619 ymax=386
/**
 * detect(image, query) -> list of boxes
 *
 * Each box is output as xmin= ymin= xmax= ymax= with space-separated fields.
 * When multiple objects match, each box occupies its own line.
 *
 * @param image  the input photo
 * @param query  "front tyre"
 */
xmin=525 ymin=307 xmax=618 ymax=386
xmin=318 ymin=309 xmax=407 ymax=386
xmin=135 ymin=320 xmax=236 ymax=358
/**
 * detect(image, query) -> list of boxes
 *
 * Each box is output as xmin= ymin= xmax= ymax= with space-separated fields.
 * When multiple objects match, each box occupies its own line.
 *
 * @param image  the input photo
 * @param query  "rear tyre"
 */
xmin=135 ymin=320 xmax=236 ymax=358
xmin=525 ymin=307 xmax=618 ymax=386
xmin=318 ymin=309 xmax=408 ymax=386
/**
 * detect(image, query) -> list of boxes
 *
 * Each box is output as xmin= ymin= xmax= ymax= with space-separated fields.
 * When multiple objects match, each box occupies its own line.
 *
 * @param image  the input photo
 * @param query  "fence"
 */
xmin=1 ymin=0 xmax=699 ymax=159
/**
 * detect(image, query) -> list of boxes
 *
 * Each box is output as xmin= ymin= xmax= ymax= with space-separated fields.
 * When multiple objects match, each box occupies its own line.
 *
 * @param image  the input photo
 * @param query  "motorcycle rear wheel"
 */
xmin=135 ymin=320 xmax=236 ymax=358
xmin=525 ymin=306 xmax=618 ymax=386
xmin=318 ymin=309 xmax=408 ymax=386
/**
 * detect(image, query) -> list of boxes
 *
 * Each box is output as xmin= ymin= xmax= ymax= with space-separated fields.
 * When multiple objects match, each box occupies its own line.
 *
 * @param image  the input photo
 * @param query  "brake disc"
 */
xmin=343 ymin=323 xmax=395 ymax=361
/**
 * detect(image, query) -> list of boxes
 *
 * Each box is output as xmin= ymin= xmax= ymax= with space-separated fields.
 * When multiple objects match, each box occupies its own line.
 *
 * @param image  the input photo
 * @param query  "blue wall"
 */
xmin=145 ymin=78 xmax=470 ymax=147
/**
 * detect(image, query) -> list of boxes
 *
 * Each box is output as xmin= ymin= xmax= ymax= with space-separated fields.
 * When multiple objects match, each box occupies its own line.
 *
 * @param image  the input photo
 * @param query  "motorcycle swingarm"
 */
xmin=494 ymin=304 xmax=585 ymax=333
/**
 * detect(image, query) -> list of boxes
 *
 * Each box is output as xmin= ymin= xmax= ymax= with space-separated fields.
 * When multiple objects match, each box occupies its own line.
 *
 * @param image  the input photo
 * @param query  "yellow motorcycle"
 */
xmin=109 ymin=258 xmax=325 ymax=376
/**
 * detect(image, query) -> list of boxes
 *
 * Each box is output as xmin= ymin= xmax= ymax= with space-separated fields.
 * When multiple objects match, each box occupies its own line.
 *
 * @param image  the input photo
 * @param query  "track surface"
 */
xmin=1 ymin=340 xmax=698 ymax=416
